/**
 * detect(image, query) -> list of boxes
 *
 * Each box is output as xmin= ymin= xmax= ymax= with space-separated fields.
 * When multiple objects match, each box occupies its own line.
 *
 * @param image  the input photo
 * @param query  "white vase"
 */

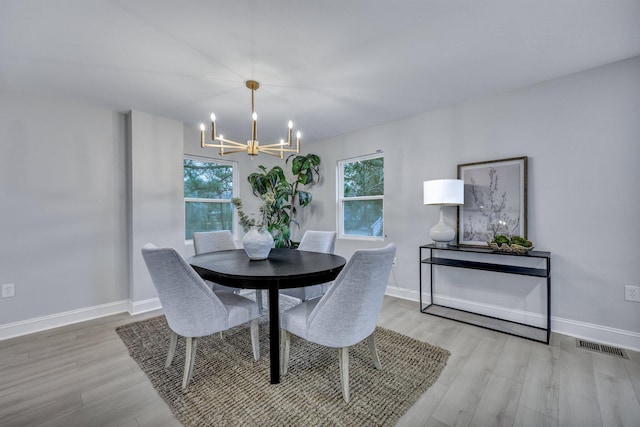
xmin=242 ymin=227 xmax=274 ymax=260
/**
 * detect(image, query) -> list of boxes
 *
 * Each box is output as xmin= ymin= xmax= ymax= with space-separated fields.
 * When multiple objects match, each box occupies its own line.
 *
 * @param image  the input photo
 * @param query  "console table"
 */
xmin=419 ymin=244 xmax=551 ymax=344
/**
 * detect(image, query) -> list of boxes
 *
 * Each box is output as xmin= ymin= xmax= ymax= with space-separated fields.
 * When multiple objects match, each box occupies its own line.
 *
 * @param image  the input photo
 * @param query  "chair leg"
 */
xmin=182 ymin=337 xmax=198 ymax=388
xmin=250 ymin=318 xmax=260 ymax=361
xmin=320 ymin=282 xmax=330 ymax=297
xmin=255 ymin=290 xmax=263 ymax=313
xmin=165 ymin=331 xmax=178 ymax=368
xmin=367 ymin=334 xmax=382 ymax=370
xmin=280 ymin=329 xmax=291 ymax=375
xmin=338 ymin=347 xmax=350 ymax=403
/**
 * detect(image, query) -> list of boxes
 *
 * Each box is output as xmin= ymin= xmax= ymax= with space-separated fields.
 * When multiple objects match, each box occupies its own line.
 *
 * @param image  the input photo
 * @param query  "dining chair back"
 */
xmin=192 ymin=230 xmax=241 ymax=294
xmin=193 ymin=230 xmax=236 ymax=254
xmin=280 ymin=243 xmax=396 ymax=402
xmin=298 ymin=230 xmax=336 ymax=253
xmin=141 ymin=243 xmax=260 ymax=388
xmin=280 ymin=230 xmax=337 ymax=301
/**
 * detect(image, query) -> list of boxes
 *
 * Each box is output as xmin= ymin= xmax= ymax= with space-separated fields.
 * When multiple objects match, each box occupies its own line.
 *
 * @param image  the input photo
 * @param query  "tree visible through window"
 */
xmin=184 ymin=157 xmax=236 ymax=240
xmin=338 ymin=154 xmax=384 ymax=239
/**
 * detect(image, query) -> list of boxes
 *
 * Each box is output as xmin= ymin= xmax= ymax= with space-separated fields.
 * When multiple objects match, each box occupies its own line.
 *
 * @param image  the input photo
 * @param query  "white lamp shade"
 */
xmin=423 ymin=179 xmax=464 ymax=206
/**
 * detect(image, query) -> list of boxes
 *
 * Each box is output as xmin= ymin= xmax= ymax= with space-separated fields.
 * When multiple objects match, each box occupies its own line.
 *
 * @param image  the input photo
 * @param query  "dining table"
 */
xmin=186 ymin=247 xmax=346 ymax=384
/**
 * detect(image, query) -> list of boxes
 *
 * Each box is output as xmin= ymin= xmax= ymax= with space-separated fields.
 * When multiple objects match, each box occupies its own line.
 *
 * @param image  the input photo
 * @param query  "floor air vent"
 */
xmin=576 ymin=339 xmax=628 ymax=359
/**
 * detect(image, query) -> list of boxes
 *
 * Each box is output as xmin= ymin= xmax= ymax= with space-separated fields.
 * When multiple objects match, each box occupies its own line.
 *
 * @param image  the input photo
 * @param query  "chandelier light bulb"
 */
xmin=296 ymin=131 xmax=301 ymax=139
xmin=252 ymin=112 xmax=258 ymax=121
xmin=288 ymin=120 xmax=293 ymax=129
xmin=210 ymin=113 xmax=216 ymax=122
xmin=280 ymin=139 xmax=285 ymax=145
xmin=199 ymin=123 xmax=205 ymax=146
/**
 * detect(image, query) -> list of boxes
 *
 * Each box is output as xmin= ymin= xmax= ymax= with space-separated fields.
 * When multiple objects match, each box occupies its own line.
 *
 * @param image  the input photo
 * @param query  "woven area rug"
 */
xmin=116 ymin=314 xmax=449 ymax=426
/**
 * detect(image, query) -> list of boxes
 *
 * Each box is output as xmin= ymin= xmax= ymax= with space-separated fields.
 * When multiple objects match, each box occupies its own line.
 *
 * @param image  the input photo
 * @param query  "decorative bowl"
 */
xmin=488 ymin=242 xmax=534 ymax=254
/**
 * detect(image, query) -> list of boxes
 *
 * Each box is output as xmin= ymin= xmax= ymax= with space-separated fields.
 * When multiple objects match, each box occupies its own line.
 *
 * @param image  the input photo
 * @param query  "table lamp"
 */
xmin=423 ymin=179 xmax=464 ymax=247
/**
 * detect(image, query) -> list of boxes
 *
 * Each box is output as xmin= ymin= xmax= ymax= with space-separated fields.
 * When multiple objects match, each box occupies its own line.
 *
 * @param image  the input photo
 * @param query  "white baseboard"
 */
xmin=384 ymin=285 xmax=640 ymax=352
xmin=0 ymin=300 xmax=129 ymax=341
xmin=385 ymin=285 xmax=418 ymax=302
xmin=552 ymin=317 xmax=640 ymax=352
xmin=4 ymin=289 xmax=638 ymax=352
xmin=129 ymin=297 xmax=162 ymax=315
xmin=435 ymin=295 xmax=547 ymax=328
xmin=0 ymin=297 xmax=163 ymax=341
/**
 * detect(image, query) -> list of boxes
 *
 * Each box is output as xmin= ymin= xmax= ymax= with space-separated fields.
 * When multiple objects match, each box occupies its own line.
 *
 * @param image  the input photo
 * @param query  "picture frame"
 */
xmin=457 ymin=156 xmax=528 ymax=247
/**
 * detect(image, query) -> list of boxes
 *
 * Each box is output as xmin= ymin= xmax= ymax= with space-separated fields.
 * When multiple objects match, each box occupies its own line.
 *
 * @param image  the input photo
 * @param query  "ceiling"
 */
xmin=2 ymin=0 xmax=640 ymax=144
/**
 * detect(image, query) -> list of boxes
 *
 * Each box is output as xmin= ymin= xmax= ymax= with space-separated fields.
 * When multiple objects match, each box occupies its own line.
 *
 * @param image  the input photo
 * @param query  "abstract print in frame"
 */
xmin=457 ymin=157 xmax=527 ymax=247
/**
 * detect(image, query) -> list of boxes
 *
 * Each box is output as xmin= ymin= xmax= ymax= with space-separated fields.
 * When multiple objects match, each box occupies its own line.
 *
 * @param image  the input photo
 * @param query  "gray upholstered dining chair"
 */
xmin=192 ymin=230 xmax=239 ymax=293
xmin=280 ymin=230 xmax=337 ymax=301
xmin=193 ymin=230 xmax=236 ymax=254
xmin=141 ymin=243 xmax=260 ymax=388
xmin=280 ymin=243 xmax=396 ymax=402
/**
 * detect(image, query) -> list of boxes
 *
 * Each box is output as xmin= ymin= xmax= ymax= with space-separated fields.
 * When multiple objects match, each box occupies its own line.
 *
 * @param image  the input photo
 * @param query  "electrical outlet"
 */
xmin=625 ymin=285 xmax=640 ymax=302
xmin=1 ymin=283 xmax=15 ymax=298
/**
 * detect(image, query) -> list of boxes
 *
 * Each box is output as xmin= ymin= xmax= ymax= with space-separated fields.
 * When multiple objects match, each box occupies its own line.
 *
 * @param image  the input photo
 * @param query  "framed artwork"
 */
xmin=457 ymin=156 xmax=528 ymax=247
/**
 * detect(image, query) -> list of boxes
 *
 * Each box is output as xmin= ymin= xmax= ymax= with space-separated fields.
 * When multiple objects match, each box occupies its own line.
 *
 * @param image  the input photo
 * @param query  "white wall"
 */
xmin=303 ymin=56 xmax=640 ymax=348
xmin=0 ymin=92 xmax=129 ymax=326
xmin=128 ymin=111 xmax=184 ymax=312
xmin=0 ymin=96 xmax=184 ymax=337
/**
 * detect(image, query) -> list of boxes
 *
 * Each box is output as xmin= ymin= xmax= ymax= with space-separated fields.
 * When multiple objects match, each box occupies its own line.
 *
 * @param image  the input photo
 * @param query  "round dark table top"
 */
xmin=187 ymin=248 xmax=346 ymax=290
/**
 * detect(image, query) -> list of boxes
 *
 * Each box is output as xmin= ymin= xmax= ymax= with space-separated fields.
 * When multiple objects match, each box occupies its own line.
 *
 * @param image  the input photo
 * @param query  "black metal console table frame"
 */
xmin=419 ymin=244 xmax=551 ymax=344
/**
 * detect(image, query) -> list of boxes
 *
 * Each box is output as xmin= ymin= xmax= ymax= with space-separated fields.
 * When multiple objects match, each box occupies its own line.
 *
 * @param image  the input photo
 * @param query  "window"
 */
xmin=337 ymin=154 xmax=384 ymax=239
xmin=184 ymin=157 xmax=237 ymax=240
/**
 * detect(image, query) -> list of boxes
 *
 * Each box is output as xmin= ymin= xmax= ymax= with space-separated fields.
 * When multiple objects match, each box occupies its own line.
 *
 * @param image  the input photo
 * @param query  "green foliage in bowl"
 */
xmin=488 ymin=235 xmax=534 ymax=254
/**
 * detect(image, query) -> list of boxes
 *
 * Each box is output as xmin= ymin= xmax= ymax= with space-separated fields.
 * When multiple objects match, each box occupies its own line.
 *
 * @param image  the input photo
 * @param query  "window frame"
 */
xmin=337 ymin=153 xmax=385 ymax=241
xmin=184 ymin=155 xmax=238 ymax=243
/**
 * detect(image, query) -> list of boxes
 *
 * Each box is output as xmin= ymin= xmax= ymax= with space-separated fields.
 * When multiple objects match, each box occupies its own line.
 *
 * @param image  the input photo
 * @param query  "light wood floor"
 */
xmin=1 ymin=296 xmax=639 ymax=426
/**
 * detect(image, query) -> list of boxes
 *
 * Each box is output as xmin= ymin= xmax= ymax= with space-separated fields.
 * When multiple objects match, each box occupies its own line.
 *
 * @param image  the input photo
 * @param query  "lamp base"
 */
xmin=433 ymin=241 xmax=452 ymax=248
xmin=429 ymin=206 xmax=455 ymax=247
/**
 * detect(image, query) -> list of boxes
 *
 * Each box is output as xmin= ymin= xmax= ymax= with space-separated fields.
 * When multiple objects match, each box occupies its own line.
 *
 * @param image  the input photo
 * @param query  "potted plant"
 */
xmin=238 ymin=153 xmax=321 ymax=248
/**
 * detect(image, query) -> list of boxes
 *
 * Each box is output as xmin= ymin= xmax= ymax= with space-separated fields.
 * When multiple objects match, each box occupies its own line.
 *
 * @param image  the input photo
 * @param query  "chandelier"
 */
xmin=200 ymin=80 xmax=301 ymax=158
